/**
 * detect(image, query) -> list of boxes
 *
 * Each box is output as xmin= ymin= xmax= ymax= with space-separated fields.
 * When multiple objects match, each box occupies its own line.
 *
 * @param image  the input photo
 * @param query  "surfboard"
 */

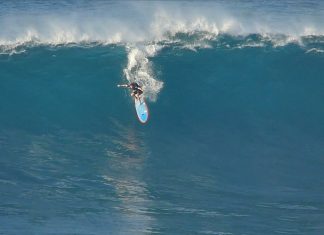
xmin=134 ymin=97 xmax=149 ymax=124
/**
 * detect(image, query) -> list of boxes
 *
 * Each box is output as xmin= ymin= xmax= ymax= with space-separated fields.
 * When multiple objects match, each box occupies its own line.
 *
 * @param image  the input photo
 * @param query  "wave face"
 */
xmin=1 ymin=1 xmax=324 ymax=235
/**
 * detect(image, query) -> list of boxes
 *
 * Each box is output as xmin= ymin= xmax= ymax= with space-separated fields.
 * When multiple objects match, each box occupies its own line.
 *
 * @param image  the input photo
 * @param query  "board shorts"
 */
xmin=134 ymin=89 xmax=143 ymax=95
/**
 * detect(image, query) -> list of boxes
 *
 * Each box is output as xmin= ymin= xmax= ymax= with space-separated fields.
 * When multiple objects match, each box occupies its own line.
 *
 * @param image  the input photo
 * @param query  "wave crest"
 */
xmin=1 ymin=1 xmax=324 ymax=47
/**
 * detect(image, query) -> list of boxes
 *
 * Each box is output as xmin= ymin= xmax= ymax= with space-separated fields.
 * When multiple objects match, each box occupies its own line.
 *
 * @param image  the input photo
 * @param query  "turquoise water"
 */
xmin=0 ymin=1 xmax=324 ymax=234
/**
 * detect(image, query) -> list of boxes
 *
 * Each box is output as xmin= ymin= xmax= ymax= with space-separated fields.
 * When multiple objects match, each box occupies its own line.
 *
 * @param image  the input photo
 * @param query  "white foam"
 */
xmin=123 ymin=45 xmax=163 ymax=102
xmin=1 ymin=1 xmax=324 ymax=47
xmin=306 ymin=48 xmax=324 ymax=54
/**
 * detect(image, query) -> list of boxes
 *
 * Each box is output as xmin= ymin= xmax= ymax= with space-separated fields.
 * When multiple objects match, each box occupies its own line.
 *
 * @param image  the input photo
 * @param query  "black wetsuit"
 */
xmin=129 ymin=82 xmax=143 ymax=96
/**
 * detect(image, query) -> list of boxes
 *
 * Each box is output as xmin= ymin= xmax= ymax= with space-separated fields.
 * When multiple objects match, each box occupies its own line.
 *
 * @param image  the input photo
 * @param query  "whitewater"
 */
xmin=0 ymin=1 xmax=324 ymax=234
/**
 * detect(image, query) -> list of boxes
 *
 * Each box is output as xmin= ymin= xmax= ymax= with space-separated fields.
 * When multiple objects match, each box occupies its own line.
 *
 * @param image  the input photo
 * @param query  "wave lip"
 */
xmin=1 ymin=1 xmax=324 ymax=48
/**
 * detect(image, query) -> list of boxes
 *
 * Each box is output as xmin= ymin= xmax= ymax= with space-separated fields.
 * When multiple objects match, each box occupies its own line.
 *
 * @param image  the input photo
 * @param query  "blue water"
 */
xmin=1 ymin=1 xmax=324 ymax=234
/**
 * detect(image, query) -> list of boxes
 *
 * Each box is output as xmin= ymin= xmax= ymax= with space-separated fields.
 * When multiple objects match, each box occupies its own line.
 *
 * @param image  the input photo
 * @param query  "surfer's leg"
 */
xmin=133 ymin=90 xmax=138 ymax=98
xmin=137 ymin=90 xmax=143 ymax=99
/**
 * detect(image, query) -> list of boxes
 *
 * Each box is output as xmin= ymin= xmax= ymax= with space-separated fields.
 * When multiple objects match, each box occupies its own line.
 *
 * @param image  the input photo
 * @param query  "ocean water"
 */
xmin=1 ymin=1 xmax=324 ymax=234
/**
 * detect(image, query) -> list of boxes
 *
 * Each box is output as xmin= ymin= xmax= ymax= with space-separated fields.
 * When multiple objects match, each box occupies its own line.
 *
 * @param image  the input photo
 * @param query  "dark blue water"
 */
xmin=1 ymin=1 xmax=324 ymax=234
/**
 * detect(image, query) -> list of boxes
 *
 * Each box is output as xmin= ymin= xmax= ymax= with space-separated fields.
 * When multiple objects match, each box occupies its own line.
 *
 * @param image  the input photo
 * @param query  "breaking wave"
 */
xmin=1 ymin=0 xmax=324 ymax=101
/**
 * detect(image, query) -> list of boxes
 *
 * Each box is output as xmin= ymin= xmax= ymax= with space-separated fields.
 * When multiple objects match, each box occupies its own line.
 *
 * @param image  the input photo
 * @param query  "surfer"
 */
xmin=117 ymin=82 xmax=143 ymax=99
xmin=118 ymin=82 xmax=148 ymax=123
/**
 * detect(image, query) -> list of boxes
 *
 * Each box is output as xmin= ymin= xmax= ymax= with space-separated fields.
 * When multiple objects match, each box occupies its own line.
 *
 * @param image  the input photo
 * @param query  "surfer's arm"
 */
xmin=117 ymin=84 xmax=129 ymax=88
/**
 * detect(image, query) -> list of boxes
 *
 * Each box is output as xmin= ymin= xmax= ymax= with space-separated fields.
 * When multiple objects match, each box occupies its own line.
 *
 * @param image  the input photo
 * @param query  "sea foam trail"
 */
xmin=123 ymin=45 xmax=163 ymax=102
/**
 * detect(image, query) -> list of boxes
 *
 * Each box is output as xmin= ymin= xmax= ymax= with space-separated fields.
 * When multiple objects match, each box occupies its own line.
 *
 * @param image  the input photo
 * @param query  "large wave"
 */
xmin=1 ymin=0 xmax=324 ymax=101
